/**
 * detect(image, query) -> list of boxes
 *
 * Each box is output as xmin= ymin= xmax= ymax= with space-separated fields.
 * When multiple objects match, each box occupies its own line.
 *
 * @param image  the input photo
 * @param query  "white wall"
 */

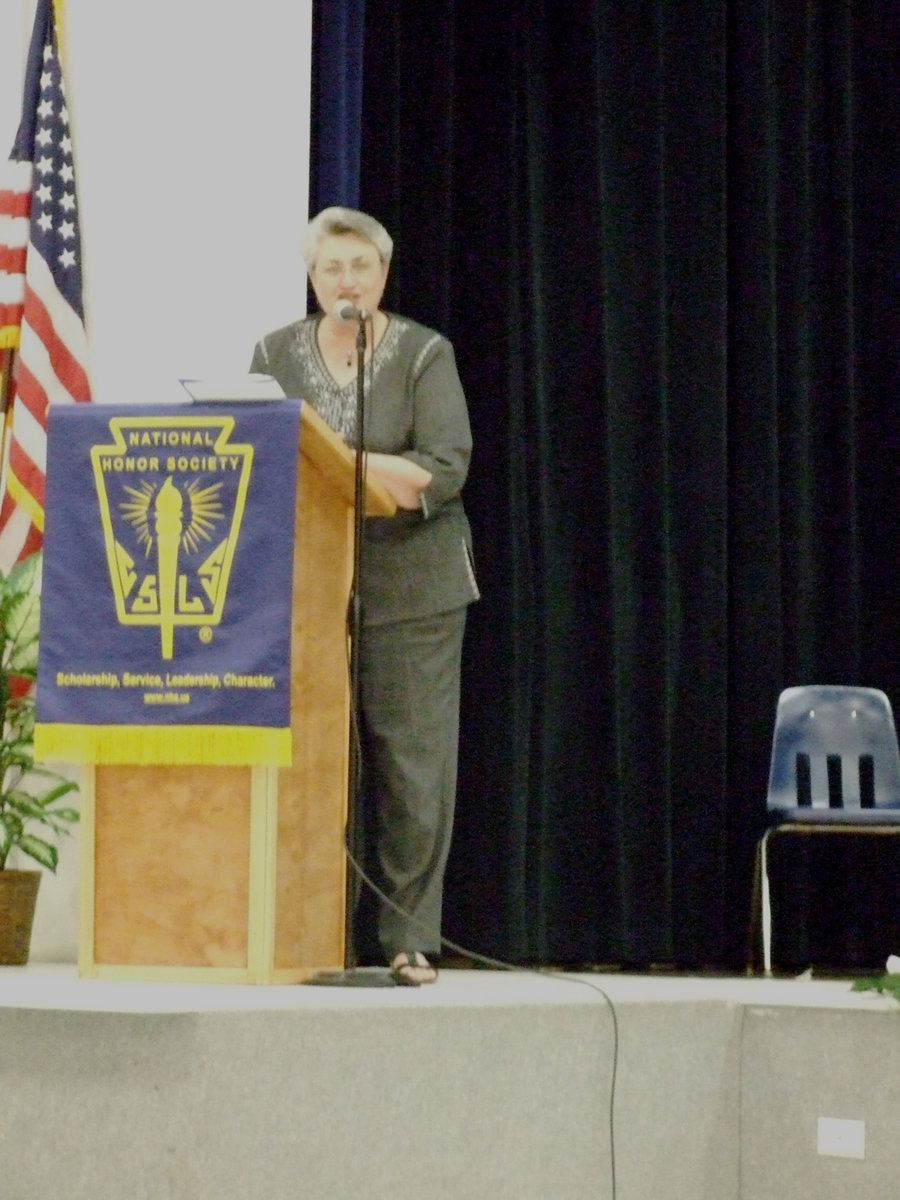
xmin=2 ymin=0 xmax=312 ymax=959
xmin=0 ymin=2 xmax=32 ymax=144
xmin=66 ymin=0 xmax=313 ymax=402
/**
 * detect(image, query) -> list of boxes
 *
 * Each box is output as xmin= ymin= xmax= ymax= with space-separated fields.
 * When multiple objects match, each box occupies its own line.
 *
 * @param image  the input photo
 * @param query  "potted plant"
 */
xmin=0 ymin=550 xmax=79 ymax=964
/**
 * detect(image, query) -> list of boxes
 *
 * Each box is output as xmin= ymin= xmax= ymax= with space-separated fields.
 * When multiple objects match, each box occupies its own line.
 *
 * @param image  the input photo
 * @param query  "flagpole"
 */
xmin=0 ymin=346 xmax=15 ymax=473
xmin=53 ymin=0 xmax=66 ymax=51
xmin=0 ymin=348 xmax=14 ymax=415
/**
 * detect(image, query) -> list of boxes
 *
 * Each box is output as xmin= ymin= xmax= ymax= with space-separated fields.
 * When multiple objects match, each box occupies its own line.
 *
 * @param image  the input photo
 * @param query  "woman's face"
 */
xmin=310 ymin=232 xmax=389 ymax=319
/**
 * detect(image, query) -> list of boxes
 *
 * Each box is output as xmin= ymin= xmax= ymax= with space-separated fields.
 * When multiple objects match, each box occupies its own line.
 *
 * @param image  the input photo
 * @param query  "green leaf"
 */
xmin=16 ymin=834 xmax=58 ymax=872
xmin=3 ymin=792 xmax=47 ymax=819
xmin=0 ymin=819 xmax=12 ymax=861
xmin=45 ymin=807 xmax=80 ymax=824
xmin=1 ymin=749 xmax=34 ymax=775
xmin=851 ymin=974 xmax=900 ymax=1003
xmin=0 ymin=811 xmax=23 ymax=841
xmin=33 ymin=779 xmax=80 ymax=807
xmin=5 ymin=551 xmax=41 ymax=596
xmin=851 ymin=977 xmax=882 ymax=993
xmin=4 ymin=594 xmax=40 ymax=671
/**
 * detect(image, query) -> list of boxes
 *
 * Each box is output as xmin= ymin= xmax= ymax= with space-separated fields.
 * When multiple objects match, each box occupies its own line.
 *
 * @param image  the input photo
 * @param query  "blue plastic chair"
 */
xmin=757 ymin=685 xmax=900 ymax=975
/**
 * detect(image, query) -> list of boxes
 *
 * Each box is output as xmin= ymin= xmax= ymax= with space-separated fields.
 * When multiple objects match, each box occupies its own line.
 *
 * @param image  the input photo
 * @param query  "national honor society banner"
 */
xmin=34 ymin=401 xmax=301 ymax=766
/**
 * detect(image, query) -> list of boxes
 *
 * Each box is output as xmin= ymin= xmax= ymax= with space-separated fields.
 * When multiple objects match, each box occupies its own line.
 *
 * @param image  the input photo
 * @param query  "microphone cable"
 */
xmin=337 ymin=359 xmax=618 ymax=1199
xmin=341 ymin=839 xmax=619 ymax=1200
xmin=341 ymin=695 xmax=619 ymax=1200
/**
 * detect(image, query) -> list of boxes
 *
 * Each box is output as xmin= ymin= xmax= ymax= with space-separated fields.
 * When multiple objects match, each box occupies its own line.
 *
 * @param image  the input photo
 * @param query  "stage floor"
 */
xmin=3 ymin=962 xmax=899 ymax=1200
xmin=0 ymin=959 xmax=889 ymax=1014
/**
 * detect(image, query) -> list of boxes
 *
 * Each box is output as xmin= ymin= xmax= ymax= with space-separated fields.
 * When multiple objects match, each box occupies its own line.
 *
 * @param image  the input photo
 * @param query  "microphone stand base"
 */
xmin=302 ymin=967 xmax=418 ymax=988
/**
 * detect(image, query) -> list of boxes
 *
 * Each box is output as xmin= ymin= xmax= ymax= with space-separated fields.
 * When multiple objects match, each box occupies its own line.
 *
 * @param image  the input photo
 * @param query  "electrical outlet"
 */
xmin=817 ymin=1117 xmax=865 ymax=1160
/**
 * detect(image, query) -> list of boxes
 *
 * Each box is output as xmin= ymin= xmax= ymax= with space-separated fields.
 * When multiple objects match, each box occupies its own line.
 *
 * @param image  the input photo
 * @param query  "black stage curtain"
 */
xmin=329 ymin=2 xmax=900 ymax=970
xmin=309 ymin=0 xmax=365 ymax=213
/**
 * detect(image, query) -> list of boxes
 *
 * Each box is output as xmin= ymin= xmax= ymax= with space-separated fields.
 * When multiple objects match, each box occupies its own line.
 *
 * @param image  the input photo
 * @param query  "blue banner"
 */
xmin=34 ymin=401 xmax=301 ymax=765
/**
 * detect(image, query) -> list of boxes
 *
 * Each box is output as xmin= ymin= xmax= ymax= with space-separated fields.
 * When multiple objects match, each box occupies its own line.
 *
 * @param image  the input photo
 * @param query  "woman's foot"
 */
xmin=390 ymin=951 xmax=438 ymax=985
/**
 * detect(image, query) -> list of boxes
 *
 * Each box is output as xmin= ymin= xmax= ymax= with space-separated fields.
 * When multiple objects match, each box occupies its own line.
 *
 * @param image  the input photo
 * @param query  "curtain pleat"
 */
xmin=310 ymin=0 xmax=365 ymax=211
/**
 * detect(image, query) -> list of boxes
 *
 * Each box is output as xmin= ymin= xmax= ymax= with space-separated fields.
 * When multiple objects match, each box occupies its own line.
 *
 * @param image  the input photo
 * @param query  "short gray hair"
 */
xmin=301 ymin=206 xmax=394 ymax=271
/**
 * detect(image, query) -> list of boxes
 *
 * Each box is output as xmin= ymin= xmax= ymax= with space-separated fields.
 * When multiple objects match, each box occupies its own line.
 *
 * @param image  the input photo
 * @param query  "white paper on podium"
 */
xmin=179 ymin=374 xmax=287 ymax=402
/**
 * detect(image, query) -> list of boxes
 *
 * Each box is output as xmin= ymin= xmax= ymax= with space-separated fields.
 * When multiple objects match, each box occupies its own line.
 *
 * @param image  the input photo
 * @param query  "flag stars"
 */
xmin=3 ymin=15 xmax=90 ymax=438
xmin=11 ymin=28 xmax=87 ymax=317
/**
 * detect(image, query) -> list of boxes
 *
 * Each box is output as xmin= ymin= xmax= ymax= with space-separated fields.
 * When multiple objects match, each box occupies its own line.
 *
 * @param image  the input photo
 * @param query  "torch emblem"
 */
xmin=90 ymin=414 xmax=253 ymax=660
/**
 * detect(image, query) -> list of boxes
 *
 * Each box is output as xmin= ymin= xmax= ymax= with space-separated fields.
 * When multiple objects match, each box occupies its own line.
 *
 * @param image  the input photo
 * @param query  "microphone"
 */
xmin=333 ymin=300 xmax=370 ymax=323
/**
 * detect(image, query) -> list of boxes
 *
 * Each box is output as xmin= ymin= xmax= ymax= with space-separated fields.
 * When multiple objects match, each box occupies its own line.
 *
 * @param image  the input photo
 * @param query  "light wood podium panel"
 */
xmin=78 ymin=405 xmax=394 ymax=984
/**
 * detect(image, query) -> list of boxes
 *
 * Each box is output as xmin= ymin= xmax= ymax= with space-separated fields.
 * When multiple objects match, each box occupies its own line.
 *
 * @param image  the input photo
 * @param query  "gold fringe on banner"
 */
xmin=34 ymin=723 xmax=292 ymax=767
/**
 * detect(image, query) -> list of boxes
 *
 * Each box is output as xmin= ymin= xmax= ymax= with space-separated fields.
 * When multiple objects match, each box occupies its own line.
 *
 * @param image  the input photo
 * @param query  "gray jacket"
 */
xmin=251 ymin=313 xmax=479 ymax=626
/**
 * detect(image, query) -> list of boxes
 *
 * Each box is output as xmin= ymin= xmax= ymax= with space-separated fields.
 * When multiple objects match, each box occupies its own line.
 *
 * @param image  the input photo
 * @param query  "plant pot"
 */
xmin=0 ymin=869 xmax=42 ymax=965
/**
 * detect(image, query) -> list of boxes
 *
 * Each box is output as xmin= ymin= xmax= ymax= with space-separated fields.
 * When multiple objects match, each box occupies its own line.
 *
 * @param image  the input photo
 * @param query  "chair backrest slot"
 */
xmin=795 ymin=753 xmax=812 ymax=806
xmin=859 ymin=754 xmax=875 ymax=807
xmin=826 ymin=754 xmax=843 ymax=807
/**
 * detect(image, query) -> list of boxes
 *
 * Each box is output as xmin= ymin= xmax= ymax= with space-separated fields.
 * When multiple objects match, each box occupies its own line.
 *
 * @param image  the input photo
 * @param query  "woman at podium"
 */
xmin=251 ymin=206 xmax=479 ymax=984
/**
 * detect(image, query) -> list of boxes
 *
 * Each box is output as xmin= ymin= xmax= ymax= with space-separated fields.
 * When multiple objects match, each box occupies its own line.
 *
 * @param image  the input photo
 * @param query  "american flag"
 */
xmin=0 ymin=0 xmax=91 ymax=570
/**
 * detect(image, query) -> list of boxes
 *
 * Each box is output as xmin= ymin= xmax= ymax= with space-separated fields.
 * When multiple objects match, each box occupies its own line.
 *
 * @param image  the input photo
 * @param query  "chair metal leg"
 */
xmin=747 ymin=840 xmax=762 ymax=975
xmin=761 ymin=829 xmax=773 ymax=976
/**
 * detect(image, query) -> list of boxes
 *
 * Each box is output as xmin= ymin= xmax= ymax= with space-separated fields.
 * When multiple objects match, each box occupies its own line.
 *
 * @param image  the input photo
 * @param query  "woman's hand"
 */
xmin=359 ymin=451 xmax=433 ymax=510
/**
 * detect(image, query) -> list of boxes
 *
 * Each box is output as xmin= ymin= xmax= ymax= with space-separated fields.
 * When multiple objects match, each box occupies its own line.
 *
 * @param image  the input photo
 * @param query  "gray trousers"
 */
xmin=356 ymin=605 xmax=468 ymax=960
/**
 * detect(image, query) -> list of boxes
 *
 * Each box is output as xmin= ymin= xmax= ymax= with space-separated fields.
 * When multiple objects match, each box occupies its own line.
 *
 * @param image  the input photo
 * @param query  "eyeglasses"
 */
xmin=317 ymin=257 xmax=382 ymax=281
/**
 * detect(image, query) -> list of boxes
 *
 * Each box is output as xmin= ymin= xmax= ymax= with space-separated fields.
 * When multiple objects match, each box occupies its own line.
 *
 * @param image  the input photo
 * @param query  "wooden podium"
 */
xmin=77 ymin=404 xmax=395 ymax=984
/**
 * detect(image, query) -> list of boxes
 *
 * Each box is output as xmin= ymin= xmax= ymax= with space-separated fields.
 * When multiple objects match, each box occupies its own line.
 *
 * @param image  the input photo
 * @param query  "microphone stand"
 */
xmin=346 ymin=313 xmax=367 ymax=963
xmin=306 ymin=312 xmax=398 ymax=987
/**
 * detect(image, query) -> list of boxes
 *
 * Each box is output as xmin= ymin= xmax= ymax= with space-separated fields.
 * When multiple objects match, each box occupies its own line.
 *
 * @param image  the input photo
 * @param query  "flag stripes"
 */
xmin=0 ymin=0 xmax=91 ymax=570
